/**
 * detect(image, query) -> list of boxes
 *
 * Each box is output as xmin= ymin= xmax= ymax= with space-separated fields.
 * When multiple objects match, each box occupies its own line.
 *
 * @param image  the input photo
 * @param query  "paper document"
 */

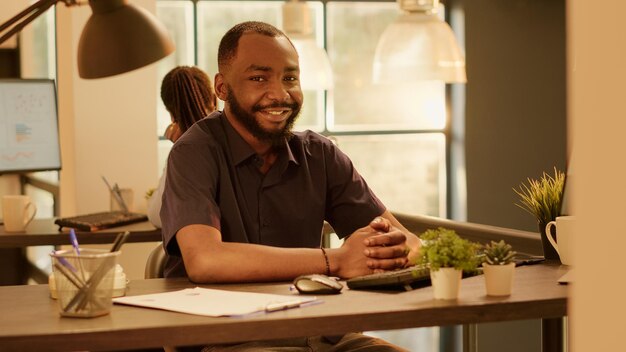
xmin=113 ymin=287 xmax=319 ymax=317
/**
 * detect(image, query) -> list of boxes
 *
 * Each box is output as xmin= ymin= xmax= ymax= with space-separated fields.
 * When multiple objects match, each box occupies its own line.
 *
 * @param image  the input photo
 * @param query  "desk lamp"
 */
xmin=0 ymin=0 xmax=175 ymax=79
xmin=372 ymin=0 xmax=466 ymax=84
xmin=282 ymin=0 xmax=333 ymax=90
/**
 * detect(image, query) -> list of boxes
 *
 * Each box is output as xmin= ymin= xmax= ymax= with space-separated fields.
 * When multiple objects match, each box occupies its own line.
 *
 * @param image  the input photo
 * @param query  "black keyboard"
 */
xmin=55 ymin=211 xmax=148 ymax=231
xmin=346 ymin=264 xmax=432 ymax=291
xmin=346 ymin=254 xmax=545 ymax=291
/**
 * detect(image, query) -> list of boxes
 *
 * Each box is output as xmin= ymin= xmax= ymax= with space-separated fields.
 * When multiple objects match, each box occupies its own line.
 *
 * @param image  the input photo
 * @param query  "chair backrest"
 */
xmin=145 ymin=242 xmax=167 ymax=279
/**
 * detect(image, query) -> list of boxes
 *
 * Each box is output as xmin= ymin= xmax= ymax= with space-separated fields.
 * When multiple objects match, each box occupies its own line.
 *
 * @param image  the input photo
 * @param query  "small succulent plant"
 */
xmin=483 ymin=240 xmax=517 ymax=266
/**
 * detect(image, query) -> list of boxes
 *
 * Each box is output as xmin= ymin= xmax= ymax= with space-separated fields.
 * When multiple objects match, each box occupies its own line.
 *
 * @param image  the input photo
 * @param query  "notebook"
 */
xmin=113 ymin=287 xmax=319 ymax=317
xmin=55 ymin=211 xmax=148 ymax=231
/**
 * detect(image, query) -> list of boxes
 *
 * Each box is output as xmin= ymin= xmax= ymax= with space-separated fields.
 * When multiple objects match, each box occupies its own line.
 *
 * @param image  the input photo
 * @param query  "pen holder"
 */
xmin=110 ymin=188 xmax=134 ymax=212
xmin=50 ymin=249 xmax=120 ymax=318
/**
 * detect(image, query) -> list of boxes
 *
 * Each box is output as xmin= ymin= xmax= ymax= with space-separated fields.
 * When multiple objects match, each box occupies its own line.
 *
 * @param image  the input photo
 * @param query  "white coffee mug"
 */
xmin=545 ymin=216 xmax=575 ymax=265
xmin=2 ymin=195 xmax=37 ymax=232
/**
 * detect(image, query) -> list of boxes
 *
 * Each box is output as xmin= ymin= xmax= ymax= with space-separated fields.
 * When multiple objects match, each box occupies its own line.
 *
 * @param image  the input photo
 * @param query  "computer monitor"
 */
xmin=0 ymin=79 xmax=61 ymax=174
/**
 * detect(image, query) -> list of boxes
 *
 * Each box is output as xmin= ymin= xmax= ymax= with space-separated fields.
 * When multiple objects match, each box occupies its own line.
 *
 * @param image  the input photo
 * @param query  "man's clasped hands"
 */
xmin=332 ymin=216 xmax=421 ymax=278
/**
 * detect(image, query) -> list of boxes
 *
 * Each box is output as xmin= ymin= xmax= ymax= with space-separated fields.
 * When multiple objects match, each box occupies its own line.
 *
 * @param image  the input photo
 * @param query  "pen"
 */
xmin=69 ymin=228 xmax=87 ymax=282
xmin=112 ymin=183 xmax=129 ymax=212
xmin=71 ymin=231 xmax=130 ymax=311
xmin=264 ymin=299 xmax=304 ymax=312
xmin=53 ymin=263 xmax=84 ymax=290
xmin=51 ymin=251 xmax=86 ymax=287
xmin=110 ymin=231 xmax=130 ymax=252
xmin=101 ymin=175 xmax=129 ymax=212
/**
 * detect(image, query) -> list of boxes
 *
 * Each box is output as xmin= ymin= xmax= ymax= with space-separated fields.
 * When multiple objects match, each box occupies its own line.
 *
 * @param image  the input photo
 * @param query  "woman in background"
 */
xmin=147 ymin=66 xmax=217 ymax=228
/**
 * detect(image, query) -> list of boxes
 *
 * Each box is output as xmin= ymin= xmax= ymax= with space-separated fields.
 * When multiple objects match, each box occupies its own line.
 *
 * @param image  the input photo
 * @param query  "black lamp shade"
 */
xmin=77 ymin=0 xmax=175 ymax=79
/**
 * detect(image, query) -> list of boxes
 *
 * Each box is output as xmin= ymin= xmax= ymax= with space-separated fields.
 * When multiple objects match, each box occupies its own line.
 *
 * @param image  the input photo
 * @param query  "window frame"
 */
xmin=155 ymin=0 xmax=462 ymax=219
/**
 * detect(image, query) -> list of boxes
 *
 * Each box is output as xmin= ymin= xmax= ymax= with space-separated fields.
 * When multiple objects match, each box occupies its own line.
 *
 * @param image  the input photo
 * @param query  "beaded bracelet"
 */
xmin=320 ymin=247 xmax=331 ymax=276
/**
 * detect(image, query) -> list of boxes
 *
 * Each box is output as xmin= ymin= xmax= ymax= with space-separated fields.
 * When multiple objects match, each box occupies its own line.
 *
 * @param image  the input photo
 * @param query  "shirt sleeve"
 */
xmin=322 ymin=139 xmax=386 ymax=237
xmin=160 ymin=140 xmax=222 ymax=255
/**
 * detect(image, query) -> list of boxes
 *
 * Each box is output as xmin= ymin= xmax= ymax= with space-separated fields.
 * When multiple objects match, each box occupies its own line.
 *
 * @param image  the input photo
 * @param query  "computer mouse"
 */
xmin=293 ymin=274 xmax=343 ymax=295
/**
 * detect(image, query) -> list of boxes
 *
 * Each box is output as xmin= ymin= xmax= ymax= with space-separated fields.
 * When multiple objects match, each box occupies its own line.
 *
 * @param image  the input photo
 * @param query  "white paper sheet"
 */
xmin=113 ymin=287 xmax=319 ymax=317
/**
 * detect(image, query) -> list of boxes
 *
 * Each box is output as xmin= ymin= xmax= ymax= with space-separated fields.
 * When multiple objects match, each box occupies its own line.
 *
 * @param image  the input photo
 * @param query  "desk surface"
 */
xmin=0 ymin=218 xmax=161 ymax=248
xmin=0 ymin=264 xmax=568 ymax=352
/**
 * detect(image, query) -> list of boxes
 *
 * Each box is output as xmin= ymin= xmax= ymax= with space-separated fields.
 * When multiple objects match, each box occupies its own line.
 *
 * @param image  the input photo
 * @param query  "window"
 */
xmin=155 ymin=0 xmax=448 ymax=218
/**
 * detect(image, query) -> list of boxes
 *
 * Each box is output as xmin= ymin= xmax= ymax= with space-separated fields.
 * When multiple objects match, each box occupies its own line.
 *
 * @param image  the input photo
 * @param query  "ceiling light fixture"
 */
xmin=372 ymin=0 xmax=466 ymax=84
xmin=282 ymin=0 xmax=333 ymax=90
xmin=0 ymin=0 xmax=175 ymax=79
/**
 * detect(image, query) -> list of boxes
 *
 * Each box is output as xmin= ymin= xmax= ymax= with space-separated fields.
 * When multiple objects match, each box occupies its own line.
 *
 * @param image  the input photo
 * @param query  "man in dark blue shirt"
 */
xmin=161 ymin=19 xmax=421 ymax=352
xmin=161 ymin=22 xmax=420 ymax=283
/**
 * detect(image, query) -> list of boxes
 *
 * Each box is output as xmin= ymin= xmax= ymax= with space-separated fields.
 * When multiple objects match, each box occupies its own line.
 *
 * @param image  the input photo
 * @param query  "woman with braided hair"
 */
xmin=147 ymin=66 xmax=217 ymax=228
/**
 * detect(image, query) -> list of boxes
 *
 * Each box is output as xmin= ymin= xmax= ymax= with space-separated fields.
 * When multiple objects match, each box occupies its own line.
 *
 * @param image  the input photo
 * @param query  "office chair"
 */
xmin=145 ymin=242 xmax=167 ymax=279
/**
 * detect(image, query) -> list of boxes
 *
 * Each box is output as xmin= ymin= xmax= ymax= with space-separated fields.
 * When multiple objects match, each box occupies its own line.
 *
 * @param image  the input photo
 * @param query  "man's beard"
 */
xmin=226 ymin=85 xmax=300 ymax=147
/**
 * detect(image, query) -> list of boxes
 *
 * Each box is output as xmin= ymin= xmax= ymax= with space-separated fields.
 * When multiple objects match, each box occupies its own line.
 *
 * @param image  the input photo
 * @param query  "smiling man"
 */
xmin=160 ymin=21 xmax=419 ymax=351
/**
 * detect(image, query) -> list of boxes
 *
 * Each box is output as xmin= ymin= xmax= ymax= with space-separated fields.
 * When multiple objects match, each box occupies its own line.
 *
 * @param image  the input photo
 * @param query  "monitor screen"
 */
xmin=0 ymin=79 xmax=61 ymax=174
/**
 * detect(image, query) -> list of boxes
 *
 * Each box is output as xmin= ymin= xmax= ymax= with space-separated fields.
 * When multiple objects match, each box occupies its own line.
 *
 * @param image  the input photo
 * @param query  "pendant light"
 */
xmin=282 ymin=0 xmax=333 ymax=90
xmin=373 ymin=0 xmax=466 ymax=84
xmin=0 ymin=0 xmax=175 ymax=79
xmin=78 ymin=0 xmax=175 ymax=79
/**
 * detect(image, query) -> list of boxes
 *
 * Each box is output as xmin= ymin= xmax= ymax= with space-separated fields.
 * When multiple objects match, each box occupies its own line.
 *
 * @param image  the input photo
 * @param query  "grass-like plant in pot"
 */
xmin=482 ymin=240 xmax=517 ymax=296
xmin=417 ymin=228 xmax=481 ymax=300
xmin=513 ymin=167 xmax=565 ymax=260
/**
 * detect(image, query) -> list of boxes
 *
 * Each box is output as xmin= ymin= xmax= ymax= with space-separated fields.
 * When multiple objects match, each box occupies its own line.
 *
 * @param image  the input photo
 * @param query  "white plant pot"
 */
xmin=483 ymin=262 xmax=515 ymax=296
xmin=430 ymin=267 xmax=462 ymax=300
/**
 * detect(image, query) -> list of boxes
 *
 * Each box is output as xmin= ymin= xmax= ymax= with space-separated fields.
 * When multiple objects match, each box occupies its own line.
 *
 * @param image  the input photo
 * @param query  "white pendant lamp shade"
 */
xmin=283 ymin=0 xmax=333 ymax=90
xmin=78 ymin=0 xmax=175 ymax=79
xmin=373 ymin=0 xmax=466 ymax=84
xmin=290 ymin=36 xmax=334 ymax=90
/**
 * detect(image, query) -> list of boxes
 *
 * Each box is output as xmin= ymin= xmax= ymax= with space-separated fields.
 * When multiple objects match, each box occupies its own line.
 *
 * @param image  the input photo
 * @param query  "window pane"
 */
xmin=334 ymin=133 xmax=446 ymax=216
xmin=197 ymin=1 xmax=283 ymax=75
xmin=196 ymin=1 xmax=323 ymax=130
xmin=157 ymin=1 xmax=195 ymax=68
xmin=327 ymin=2 xmax=446 ymax=131
xmin=18 ymin=7 xmax=55 ymax=79
xmin=156 ymin=1 xmax=195 ymax=138
xmin=156 ymin=1 xmax=195 ymax=171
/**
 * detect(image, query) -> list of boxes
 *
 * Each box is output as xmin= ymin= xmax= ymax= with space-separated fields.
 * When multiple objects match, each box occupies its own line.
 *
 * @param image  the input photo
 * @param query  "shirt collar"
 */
xmin=220 ymin=113 xmax=256 ymax=166
xmin=220 ymin=112 xmax=298 ymax=166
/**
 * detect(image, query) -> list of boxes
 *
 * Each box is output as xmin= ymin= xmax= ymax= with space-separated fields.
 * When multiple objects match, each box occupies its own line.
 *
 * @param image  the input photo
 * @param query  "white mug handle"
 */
xmin=545 ymin=221 xmax=560 ymax=255
xmin=23 ymin=202 xmax=37 ymax=227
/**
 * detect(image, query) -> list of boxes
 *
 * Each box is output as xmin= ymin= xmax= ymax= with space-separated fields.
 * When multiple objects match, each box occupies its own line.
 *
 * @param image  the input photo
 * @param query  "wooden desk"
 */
xmin=0 ymin=264 xmax=568 ymax=352
xmin=0 ymin=219 xmax=161 ymax=284
xmin=0 ymin=218 xmax=161 ymax=248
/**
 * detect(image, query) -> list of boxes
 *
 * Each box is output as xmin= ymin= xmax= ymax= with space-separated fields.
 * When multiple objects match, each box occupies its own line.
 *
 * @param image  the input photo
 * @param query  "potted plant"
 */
xmin=417 ymin=228 xmax=481 ymax=300
xmin=513 ymin=167 xmax=565 ymax=260
xmin=482 ymin=240 xmax=517 ymax=296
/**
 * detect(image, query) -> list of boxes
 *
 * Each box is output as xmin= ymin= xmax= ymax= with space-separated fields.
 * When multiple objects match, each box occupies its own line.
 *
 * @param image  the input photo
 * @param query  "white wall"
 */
xmin=569 ymin=0 xmax=626 ymax=350
xmin=56 ymin=1 xmax=159 ymax=215
xmin=0 ymin=1 xmax=24 ymax=49
xmin=0 ymin=1 xmax=28 ymax=210
xmin=56 ymin=0 xmax=161 ymax=279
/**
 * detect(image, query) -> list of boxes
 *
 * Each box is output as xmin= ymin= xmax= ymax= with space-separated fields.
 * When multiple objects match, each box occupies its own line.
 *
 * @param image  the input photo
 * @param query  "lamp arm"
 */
xmin=0 ymin=0 xmax=65 ymax=46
